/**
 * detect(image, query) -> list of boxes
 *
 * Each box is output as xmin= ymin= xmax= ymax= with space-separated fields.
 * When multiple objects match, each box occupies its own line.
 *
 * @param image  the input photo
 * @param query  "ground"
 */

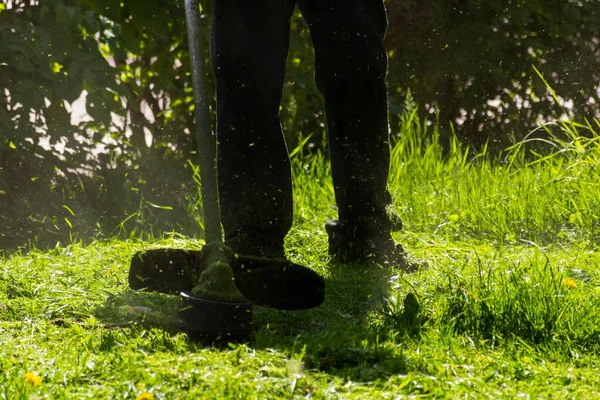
xmin=1 ymin=119 xmax=600 ymax=398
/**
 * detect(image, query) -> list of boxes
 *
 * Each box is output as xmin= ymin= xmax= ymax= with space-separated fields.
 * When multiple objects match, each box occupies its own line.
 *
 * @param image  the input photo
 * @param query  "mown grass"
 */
xmin=2 ymin=109 xmax=600 ymax=398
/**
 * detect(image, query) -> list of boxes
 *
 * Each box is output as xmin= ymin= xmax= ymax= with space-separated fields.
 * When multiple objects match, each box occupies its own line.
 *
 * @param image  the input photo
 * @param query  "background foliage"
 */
xmin=385 ymin=0 xmax=600 ymax=148
xmin=1 ymin=0 xmax=599 ymax=249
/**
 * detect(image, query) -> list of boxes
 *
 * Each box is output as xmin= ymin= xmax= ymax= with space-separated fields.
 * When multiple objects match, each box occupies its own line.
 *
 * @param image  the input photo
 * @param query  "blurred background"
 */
xmin=1 ymin=0 xmax=598 ymax=249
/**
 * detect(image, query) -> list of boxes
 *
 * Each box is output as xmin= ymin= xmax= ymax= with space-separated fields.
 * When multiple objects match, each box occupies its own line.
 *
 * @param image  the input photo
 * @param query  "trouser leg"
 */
xmin=211 ymin=0 xmax=296 ymax=256
xmin=299 ymin=0 xmax=394 ymax=237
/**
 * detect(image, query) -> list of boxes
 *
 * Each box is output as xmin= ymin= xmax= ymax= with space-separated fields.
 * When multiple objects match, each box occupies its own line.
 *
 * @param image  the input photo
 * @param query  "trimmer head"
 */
xmin=177 ymin=291 xmax=252 ymax=340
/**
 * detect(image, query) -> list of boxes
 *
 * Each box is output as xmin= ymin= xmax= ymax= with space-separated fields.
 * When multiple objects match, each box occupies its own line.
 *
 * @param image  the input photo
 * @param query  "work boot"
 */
xmin=325 ymin=219 xmax=408 ymax=269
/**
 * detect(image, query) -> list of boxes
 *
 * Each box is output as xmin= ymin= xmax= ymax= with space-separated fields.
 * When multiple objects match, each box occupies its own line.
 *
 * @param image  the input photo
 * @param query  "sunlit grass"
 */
xmin=386 ymin=112 xmax=599 ymax=246
xmin=2 ymin=109 xmax=600 ymax=397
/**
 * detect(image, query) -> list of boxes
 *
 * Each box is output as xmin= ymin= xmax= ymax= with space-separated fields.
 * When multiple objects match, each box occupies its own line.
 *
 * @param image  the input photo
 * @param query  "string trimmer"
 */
xmin=128 ymin=0 xmax=324 ymax=340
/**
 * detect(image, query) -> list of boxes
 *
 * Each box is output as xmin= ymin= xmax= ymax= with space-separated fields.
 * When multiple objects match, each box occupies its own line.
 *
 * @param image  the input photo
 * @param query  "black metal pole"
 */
xmin=184 ymin=0 xmax=221 ymax=244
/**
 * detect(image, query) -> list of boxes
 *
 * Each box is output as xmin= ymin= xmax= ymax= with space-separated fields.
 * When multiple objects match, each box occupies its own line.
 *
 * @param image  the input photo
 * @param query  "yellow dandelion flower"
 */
xmin=137 ymin=392 xmax=155 ymax=400
xmin=562 ymin=278 xmax=577 ymax=289
xmin=24 ymin=371 xmax=42 ymax=387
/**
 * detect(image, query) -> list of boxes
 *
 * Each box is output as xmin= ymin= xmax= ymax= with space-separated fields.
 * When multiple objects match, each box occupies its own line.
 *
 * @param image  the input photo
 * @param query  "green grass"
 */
xmin=2 ymin=112 xmax=600 ymax=398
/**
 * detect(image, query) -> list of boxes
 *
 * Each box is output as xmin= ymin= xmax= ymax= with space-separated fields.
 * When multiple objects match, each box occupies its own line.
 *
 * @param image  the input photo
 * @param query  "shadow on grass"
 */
xmin=247 ymin=261 xmax=414 ymax=380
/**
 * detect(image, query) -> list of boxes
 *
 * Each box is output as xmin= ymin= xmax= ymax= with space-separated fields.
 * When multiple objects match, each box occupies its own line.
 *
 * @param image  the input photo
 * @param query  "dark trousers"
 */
xmin=212 ymin=0 xmax=393 ymax=255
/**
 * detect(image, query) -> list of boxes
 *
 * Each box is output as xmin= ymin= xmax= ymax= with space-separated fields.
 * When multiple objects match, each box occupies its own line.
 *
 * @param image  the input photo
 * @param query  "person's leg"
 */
xmin=299 ymin=0 xmax=403 ymax=264
xmin=211 ymin=0 xmax=296 ymax=258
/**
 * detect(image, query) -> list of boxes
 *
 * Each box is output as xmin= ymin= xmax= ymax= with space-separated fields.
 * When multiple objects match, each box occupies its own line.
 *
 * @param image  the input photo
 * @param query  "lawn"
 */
xmin=2 ymin=113 xmax=600 ymax=398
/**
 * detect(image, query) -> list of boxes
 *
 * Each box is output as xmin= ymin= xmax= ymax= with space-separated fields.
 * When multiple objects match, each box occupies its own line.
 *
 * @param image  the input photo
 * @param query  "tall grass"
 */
xmin=390 ymin=114 xmax=600 ymax=245
xmin=437 ymin=247 xmax=600 ymax=350
xmin=292 ymin=103 xmax=600 ymax=246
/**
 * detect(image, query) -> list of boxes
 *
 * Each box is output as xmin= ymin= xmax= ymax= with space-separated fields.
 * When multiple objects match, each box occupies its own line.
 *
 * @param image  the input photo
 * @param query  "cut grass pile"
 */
xmin=1 ymin=112 xmax=600 ymax=398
